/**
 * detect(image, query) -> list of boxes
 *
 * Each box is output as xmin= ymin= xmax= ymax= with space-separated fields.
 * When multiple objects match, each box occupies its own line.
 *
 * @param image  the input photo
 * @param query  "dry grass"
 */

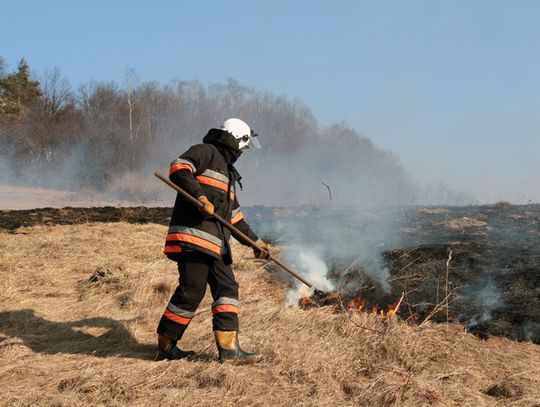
xmin=0 ymin=222 xmax=539 ymax=407
xmin=441 ymin=217 xmax=488 ymax=229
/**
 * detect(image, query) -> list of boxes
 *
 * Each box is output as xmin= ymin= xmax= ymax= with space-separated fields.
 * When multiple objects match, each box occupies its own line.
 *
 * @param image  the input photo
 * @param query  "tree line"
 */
xmin=0 ymin=57 xmax=419 ymax=206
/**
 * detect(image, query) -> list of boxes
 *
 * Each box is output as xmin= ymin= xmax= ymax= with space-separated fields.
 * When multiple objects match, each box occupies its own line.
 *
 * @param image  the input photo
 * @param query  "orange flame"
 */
xmin=299 ymin=296 xmax=312 ymax=309
xmin=347 ymin=295 xmax=365 ymax=314
xmin=387 ymin=292 xmax=405 ymax=318
xmin=299 ymin=289 xmax=405 ymax=319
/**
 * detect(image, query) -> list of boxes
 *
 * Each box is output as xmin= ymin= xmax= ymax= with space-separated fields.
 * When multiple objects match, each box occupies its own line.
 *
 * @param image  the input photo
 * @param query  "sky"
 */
xmin=1 ymin=0 xmax=539 ymax=203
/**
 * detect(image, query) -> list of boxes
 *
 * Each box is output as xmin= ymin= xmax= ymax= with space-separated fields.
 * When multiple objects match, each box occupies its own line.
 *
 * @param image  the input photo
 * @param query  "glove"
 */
xmin=253 ymin=239 xmax=270 ymax=259
xmin=197 ymin=195 xmax=214 ymax=216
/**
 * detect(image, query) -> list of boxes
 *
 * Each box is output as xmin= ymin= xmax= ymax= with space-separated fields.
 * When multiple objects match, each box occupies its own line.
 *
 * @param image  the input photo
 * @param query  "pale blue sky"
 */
xmin=2 ymin=0 xmax=539 ymax=203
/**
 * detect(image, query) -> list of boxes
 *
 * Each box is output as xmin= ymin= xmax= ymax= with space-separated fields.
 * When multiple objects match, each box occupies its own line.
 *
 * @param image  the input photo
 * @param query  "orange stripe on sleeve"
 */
xmin=231 ymin=211 xmax=244 ymax=225
xmin=196 ymin=175 xmax=228 ymax=191
xmin=163 ymin=309 xmax=191 ymax=325
xmin=169 ymin=163 xmax=193 ymax=176
xmin=211 ymin=304 xmax=239 ymax=315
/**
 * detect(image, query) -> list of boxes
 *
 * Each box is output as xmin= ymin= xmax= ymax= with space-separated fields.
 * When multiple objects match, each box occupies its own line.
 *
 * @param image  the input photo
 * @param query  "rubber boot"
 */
xmin=214 ymin=330 xmax=262 ymax=364
xmin=155 ymin=334 xmax=195 ymax=361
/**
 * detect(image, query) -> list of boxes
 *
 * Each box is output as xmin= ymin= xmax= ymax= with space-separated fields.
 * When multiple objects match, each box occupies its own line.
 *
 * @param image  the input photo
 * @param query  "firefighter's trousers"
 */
xmin=157 ymin=251 xmax=240 ymax=341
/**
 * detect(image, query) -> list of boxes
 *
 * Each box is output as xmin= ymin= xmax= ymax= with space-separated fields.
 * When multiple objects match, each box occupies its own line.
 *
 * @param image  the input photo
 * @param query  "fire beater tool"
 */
xmin=154 ymin=172 xmax=313 ymax=288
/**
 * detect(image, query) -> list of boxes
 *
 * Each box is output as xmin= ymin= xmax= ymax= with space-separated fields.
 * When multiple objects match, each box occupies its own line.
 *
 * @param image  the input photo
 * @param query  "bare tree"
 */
xmin=124 ymin=68 xmax=140 ymax=143
xmin=27 ymin=68 xmax=78 ymax=163
xmin=40 ymin=68 xmax=74 ymax=117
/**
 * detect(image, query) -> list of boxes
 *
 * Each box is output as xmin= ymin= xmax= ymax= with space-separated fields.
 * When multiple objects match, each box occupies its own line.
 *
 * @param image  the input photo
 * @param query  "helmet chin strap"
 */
xmin=227 ymin=152 xmax=243 ymax=191
xmin=230 ymin=149 xmax=242 ymax=163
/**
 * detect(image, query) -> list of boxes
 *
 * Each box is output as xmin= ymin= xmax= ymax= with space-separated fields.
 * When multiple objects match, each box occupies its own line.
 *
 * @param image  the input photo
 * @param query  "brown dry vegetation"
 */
xmin=0 ymin=223 xmax=539 ymax=407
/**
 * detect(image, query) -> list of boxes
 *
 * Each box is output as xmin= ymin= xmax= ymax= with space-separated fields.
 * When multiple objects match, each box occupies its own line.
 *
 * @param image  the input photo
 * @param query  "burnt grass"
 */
xmin=246 ymin=203 xmax=540 ymax=344
xmin=0 ymin=206 xmax=172 ymax=231
xmin=1 ymin=203 xmax=539 ymax=343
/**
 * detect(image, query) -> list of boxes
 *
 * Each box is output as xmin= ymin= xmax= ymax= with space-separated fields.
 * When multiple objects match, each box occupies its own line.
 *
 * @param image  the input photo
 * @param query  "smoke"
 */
xmin=235 ymin=122 xmax=417 ymax=207
xmin=415 ymin=182 xmax=477 ymax=207
xmin=0 ymin=155 xmax=11 ymax=184
xmin=522 ymin=322 xmax=540 ymax=343
xmin=284 ymin=249 xmax=335 ymax=306
xmin=2 ymin=65 xmax=482 ymax=209
xmin=461 ymin=277 xmax=504 ymax=328
xmin=0 ymin=71 xmax=474 ymax=209
xmin=249 ymin=204 xmax=405 ymax=306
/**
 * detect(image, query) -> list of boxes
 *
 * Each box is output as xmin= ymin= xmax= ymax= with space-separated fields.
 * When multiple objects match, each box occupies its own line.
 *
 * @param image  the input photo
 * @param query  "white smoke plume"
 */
xmin=284 ymin=249 xmax=335 ymax=306
xmin=461 ymin=277 xmax=504 ymax=327
xmin=250 ymin=204 xmax=404 ymax=307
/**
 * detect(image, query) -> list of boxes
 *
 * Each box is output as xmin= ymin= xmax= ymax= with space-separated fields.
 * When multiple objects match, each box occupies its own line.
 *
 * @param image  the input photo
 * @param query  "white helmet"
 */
xmin=220 ymin=118 xmax=261 ymax=150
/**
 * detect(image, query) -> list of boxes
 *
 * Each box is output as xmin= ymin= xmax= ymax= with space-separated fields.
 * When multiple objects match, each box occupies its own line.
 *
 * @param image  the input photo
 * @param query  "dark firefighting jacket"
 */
xmin=164 ymin=133 xmax=258 ymax=265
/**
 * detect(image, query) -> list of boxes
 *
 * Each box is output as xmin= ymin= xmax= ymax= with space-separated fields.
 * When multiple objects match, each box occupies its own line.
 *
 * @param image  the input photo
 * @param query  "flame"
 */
xmin=347 ymin=292 xmax=365 ymax=314
xmin=299 ymin=288 xmax=405 ymax=319
xmin=387 ymin=292 xmax=405 ymax=318
xmin=294 ymin=283 xmax=314 ymax=309
xmin=299 ymin=296 xmax=312 ymax=309
xmin=346 ymin=290 xmax=404 ymax=319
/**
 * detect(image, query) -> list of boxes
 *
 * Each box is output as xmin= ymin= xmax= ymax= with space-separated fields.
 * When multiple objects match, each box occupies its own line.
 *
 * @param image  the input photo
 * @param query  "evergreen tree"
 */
xmin=0 ymin=58 xmax=41 ymax=115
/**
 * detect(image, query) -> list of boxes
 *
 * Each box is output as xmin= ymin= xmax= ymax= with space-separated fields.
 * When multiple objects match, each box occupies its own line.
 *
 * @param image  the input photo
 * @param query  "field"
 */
xmin=0 ymin=184 xmax=142 ymax=210
xmin=1 ymin=216 xmax=539 ymax=406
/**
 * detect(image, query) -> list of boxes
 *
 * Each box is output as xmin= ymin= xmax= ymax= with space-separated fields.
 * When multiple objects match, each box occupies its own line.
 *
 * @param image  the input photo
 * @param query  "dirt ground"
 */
xmin=0 ymin=222 xmax=539 ymax=406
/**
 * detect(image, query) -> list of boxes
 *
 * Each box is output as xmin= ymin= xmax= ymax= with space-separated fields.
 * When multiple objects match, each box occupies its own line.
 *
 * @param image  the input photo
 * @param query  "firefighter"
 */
xmin=156 ymin=118 xmax=270 ymax=364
